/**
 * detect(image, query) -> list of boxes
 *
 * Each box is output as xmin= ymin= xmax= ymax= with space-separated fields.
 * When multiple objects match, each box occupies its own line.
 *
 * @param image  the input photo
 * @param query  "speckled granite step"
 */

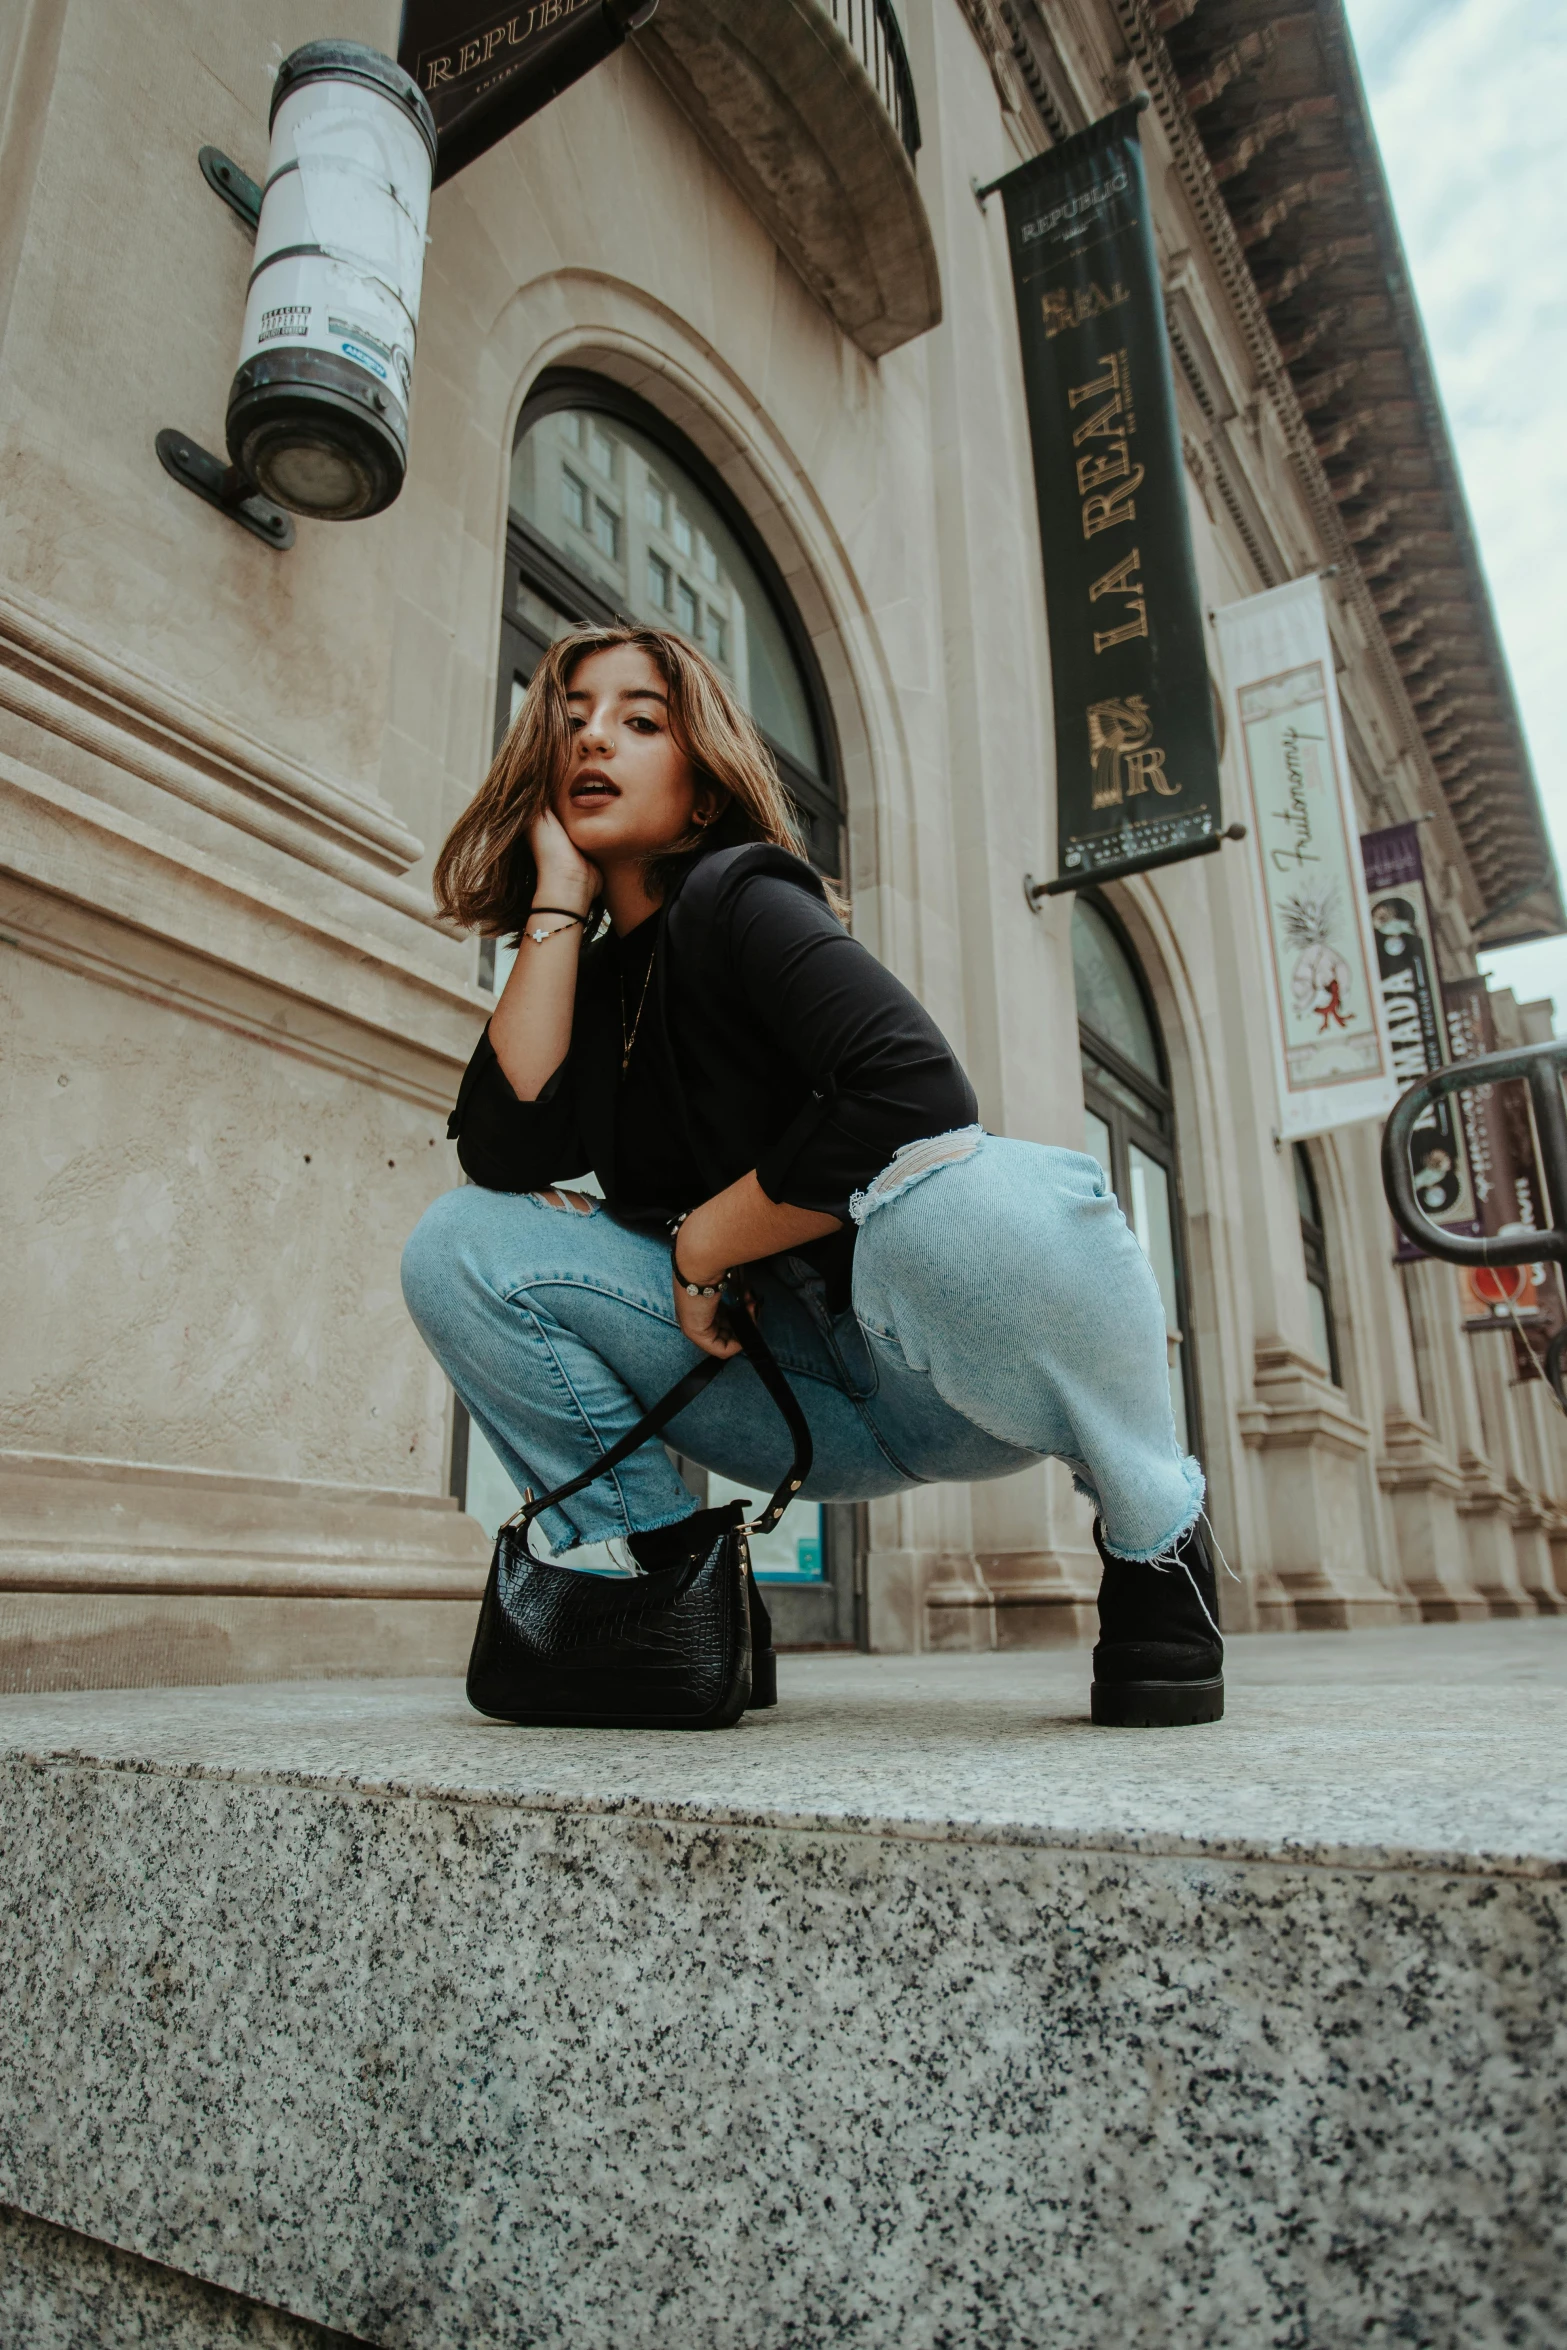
xmin=1 ymin=1628 xmax=1564 ymax=2350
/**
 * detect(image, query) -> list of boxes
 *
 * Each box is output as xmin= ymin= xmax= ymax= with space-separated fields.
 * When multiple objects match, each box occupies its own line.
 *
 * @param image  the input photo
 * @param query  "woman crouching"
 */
xmin=401 ymin=624 xmax=1221 ymax=1727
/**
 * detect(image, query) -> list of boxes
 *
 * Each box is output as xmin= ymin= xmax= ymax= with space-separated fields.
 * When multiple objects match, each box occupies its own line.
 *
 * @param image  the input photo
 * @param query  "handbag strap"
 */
xmin=513 ymin=1295 xmax=813 ymax=1560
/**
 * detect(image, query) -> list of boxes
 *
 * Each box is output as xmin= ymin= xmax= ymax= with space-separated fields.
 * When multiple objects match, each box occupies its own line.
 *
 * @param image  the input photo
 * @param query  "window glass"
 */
xmin=1293 ymin=1142 xmax=1341 ymax=1384
xmin=1072 ymin=898 xmax=1161 ymax=1080
xmin=1128 ymin=1143 xmax=1188 ymax=1449
xmin=1081 ymin=1049 xmax=1147 ymax=1125
xmin=1083 ymin=1106 xmax=1113 ymax=1184
xmin=462 ymin=1428 xmax=520 ymax=1539
xmin=1305 ymin=1282 xmax=1336 ymax=1381
xmin=707 ymin=1473 xmax=824 ymax=1582
xmin=511 ymin=405 xmax=822 ymax=775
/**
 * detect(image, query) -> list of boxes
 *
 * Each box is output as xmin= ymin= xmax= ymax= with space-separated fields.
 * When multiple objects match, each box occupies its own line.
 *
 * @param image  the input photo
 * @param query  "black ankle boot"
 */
xmin=1091 ymin=1519 xmax=1224 ymax=1727
xmin=626 ymin=1523 xmax=777 ymax=1709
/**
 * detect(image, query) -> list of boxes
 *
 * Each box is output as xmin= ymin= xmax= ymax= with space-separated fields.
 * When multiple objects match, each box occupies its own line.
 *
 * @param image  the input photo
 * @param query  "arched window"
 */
xmin=484 ymin=370 xmax=843 ymax=961
xmin=1073 ymin=894 xmax=1199 ymax=1451
xmin=456 ymin=371 xmax=853 ymax=1641
xmin=1293 ymin=1142 xmax=1341 ymax=1385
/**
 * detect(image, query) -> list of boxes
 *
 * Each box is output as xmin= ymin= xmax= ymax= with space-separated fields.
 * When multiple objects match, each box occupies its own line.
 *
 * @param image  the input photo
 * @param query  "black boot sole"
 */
xmin=747 ymin=1649 xmax=778 ymax=1709
xmin=1091 ymin=1674 xmax=1223 ymax=1727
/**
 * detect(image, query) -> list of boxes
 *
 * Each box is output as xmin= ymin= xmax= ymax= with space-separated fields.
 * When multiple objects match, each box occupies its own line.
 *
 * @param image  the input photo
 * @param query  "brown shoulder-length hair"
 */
xmin=433 ymin=622 xmax=832 ymax=936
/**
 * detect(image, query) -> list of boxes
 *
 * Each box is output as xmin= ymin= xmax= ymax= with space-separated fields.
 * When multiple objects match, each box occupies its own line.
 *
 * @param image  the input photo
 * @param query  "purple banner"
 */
xmin=1360 ymin=822 xmax=1473 ymax=1254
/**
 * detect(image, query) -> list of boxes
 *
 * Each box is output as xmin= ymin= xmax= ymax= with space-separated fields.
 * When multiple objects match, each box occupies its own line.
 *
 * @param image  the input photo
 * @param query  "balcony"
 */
xmin=632 ymin=0 xmax=941 ymax=360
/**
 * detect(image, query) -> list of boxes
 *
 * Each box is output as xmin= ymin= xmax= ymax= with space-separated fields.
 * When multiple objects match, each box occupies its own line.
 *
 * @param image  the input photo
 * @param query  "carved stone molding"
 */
xmin=1237 ymin=1341 xmax=1371 ymax=1461
xmin=977 ymin=1547 xmax=1097 ymax=1650
xmin=923 ymin=1547 xmax=998 ymax=1652
xmin=955 ymin=0 xmax=1027 ymax=116
xmin=0 ymin=1447 xmax=488 ymax=1694
xmin=0 ymin=1449 xmax=487 ymax=1603
xmin=0 ymin=584 xmax=432 ymax=916
xmin=1108 ymin=0 xmax=1508 ymax=935
xmin=1376 ymin=1409 xmax=1464 ymax=1499
xmin=1239 ymin=1343 xmax=1407 ymax=1627
xmin=1 ymin=755 xmax=482 ymax=1111
xmin=1377 ymin=1411 xmax=1486 ymax=1623
xmin=1504 ymin=1482 xmax=1563 ymax=1614
xmin=1454 ymin=1453 xmax=1539 ymax=1618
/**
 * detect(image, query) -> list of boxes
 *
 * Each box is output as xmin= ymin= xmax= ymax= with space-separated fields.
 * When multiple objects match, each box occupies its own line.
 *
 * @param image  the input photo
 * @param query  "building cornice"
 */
xmin=1112 ymin=0 xmax=1560 ymax=946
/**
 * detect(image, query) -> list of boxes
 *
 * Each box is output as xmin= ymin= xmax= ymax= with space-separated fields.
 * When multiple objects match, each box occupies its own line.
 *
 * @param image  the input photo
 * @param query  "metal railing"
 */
xmin=1381 ymin=1038 xmax=1567 ymax=1269
xmin=825 ymin=0 xmax=922 ymax=157
xmin=1382 ymin=1035 xmax=1567 ymax=1403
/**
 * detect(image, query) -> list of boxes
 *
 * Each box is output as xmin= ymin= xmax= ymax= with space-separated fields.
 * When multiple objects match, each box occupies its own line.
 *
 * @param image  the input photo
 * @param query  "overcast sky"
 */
xmin=1341 ymin=0 xmax=1567 ymax=1021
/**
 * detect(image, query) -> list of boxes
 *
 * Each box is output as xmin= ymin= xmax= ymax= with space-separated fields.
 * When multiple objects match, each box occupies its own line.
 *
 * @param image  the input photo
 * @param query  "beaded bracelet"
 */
xmin=669 ymin=1210 xmax=727 ymax=1299
xmin=523 ymin=906 xmax=587 ymax=946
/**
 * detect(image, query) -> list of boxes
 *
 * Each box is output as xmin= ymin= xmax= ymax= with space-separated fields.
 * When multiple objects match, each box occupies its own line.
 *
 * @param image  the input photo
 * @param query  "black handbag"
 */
xmin=465 ymin=1303 xmax=813 ymax=1729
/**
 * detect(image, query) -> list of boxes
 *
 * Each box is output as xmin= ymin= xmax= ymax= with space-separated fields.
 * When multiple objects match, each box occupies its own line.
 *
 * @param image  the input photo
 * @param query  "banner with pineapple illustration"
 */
xmin=1214 ymin=575 xmax=1397 ymax=1139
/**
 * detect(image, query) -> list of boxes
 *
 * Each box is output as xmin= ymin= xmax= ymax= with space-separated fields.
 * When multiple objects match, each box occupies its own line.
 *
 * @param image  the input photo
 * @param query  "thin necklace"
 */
xmin=619 ymin=941 xmax=655 ymax=1076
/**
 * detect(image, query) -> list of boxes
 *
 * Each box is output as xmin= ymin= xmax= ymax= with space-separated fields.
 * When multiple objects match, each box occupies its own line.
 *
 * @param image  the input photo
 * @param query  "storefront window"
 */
xmin=1074 ymin=896 xmax=1198 ymax=1452
xmin=510 ymin=399 xmax=823 ymax=782
xmin=1293 ymin=1143 xmax=1342 ymax=1385
xmin=491 ymin=374 xmax=843 ymax=881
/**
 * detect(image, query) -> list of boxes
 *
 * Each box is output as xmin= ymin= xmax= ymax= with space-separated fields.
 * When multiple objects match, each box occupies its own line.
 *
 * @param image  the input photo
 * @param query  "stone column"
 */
xmin=1238 ymin=1344 xmax=1409 ymax=1628
xmin=973 ymin=1461 xmax=1098 ymax=1650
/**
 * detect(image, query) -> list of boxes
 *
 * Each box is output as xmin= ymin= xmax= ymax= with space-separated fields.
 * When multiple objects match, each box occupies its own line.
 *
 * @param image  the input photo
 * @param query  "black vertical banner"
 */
xmin=997 ymin=103 xmax=1223 ymax=891
xmin=399 ymin=0 xmax=653 ymax=186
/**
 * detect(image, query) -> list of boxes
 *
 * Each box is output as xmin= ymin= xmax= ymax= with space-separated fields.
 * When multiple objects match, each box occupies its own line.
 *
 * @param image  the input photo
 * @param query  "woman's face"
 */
xmin=555 ymin=644 xmax=719 ymax=867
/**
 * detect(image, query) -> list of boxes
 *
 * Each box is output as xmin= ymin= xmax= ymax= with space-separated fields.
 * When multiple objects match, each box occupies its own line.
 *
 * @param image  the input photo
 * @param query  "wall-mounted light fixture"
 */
xmin=158 ymin=40 xmax=436 ymax=550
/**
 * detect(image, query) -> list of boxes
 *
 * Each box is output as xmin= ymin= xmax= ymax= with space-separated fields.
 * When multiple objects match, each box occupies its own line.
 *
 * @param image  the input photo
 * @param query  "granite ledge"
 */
xmin=2 ymin=1621 xmax=1565 ymax=1879
xmin=2 ymin=1623 xmax=1563 ymax=2350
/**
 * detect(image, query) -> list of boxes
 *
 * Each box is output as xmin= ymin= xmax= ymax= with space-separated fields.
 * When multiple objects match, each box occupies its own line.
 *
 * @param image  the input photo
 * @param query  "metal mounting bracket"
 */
xmin=154 ymin=430 xmax=294 ymax=549
xmin=199 ymin=145 xmax=261 ymax=234
xmin=1023 ymin=823 xmax=1247 ymax=910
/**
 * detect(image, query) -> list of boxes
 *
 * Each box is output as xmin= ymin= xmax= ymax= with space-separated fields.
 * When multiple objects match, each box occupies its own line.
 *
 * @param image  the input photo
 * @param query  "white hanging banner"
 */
xmin=1214 ymin=575 xmax=1397 ymax=1139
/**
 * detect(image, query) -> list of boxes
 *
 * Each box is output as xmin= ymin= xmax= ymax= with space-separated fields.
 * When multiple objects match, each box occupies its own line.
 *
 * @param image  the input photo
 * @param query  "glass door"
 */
xmin=1073 ymin=898 xmax=1198 ymax=1454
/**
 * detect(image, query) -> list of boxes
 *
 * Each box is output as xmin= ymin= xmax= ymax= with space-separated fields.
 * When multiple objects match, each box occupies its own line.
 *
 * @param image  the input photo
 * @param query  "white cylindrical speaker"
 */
xmin=227 ymin=42 xmax=437 ymax=520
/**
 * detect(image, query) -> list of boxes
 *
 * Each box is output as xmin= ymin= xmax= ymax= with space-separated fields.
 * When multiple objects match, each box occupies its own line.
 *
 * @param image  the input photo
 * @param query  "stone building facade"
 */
xmin=2 ymin=0 xmax=1562 ymax=1690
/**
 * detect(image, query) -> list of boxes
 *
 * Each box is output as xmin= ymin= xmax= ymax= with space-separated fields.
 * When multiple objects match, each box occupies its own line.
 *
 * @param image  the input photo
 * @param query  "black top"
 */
xmin=611 ymin=913 xmax=702 ymax=1213
xmin=447 ymin=843 xmax=979 ymax=1303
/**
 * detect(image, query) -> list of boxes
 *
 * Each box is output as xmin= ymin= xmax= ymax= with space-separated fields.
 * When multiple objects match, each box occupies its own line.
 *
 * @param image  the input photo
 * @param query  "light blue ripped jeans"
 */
xmin=400 ymin=1132 xmax=1204 ymax=1562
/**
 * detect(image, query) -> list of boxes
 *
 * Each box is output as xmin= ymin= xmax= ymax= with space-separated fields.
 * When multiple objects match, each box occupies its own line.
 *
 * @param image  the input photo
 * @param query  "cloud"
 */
xmin=1344 ymin=0 xmax=1567 ymax=1021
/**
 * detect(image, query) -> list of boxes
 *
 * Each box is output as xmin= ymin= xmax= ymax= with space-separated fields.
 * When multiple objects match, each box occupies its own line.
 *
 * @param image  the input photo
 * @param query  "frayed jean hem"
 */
xmin=1091 ymin=1455 xmax=1206 ymax=1564
xmin=537 ymin=1493 xmax=699 ymax=1563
